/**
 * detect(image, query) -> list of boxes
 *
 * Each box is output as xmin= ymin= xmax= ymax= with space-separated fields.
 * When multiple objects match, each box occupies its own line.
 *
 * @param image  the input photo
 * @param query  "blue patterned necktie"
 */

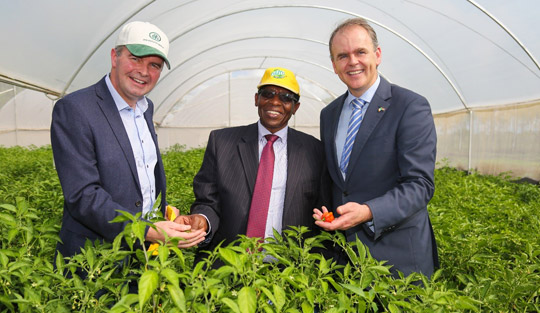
xmin=340 ymin=98 xmax=367 ymax=174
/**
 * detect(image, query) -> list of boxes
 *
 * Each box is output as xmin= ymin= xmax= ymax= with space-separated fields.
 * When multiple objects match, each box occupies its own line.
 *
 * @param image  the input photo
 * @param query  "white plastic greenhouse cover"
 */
xmin=1 ymin=0 xmax=539 ymax=181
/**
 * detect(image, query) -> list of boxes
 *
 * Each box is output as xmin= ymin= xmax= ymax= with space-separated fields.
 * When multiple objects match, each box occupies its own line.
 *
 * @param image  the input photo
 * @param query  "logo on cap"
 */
xmin=149 ymin=32 xmax=161 ymax=42
xmin=271 ymin=69 xmax=286 ymax=79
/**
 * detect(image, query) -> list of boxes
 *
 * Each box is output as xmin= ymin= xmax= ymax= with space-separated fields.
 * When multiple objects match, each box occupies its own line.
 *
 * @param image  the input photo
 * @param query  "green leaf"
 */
xmin=0 ymin=203 xmax=17 ymax=213
xmin=138 ymin=269 xmax=158 ymax=309
xmin=273 ymin=284 xmax=286 ymax=311
xmin=158 ymin=244 xmax=169 ymax=264
xmin=259 ymin=287 xmax=275 ymax=309
xmin=341 ymin=283 xmax=366 ymax=298
xmin=7 ymin=228 xmax=18 ymax=243
xmin=110 ymin=294 xmax=139 ymax=312
xmin=301 ymin=301 xmax=312 ymax=313
xmin=109 ymin=210 xmax=137 ymax=223
xmin=0 ymin=295 xmax=15 ymax=311
xmin=238 ymin=286 xmax=257 ymax=313
xmin=369 ymin=265 xmax=392 ymax=276
xmin=219 ymin=247 xmax=240 ymax=268
xmin=161 ymin=268 xmax=179 ymax=287
xmin=221 ymin=298 xmax=241 ymax=313
xmin=213 ymin=265 xmax=236 ymax=279
xmin=0 ymin=251 xmax=8 ymax=268
xmin=86 ymin=246 xmax=95 ymax=269
xmin=167 ymin=284 xmax=186 ymax=312
xmin=0 ymin=213 xmax=15 ymax=225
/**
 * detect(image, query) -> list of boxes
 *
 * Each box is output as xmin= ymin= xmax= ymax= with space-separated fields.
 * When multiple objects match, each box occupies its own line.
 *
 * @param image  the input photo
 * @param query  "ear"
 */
xmin=254 ymin=92 xmax=259 ymax=107
xmin=331 ymin=59 xmax=338 ymax=74
xmin=110 ymin=48 xmax=117 ymax=68
xmin=292 ymin=101 xmax=300 ymax=115
xmin=375 ymin=46 xmax=382 ymax=66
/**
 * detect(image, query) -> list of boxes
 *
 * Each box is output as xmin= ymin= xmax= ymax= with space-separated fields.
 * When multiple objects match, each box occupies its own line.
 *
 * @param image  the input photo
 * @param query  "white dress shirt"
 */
xmin=257 ymin=121 xmax=288 ymax=239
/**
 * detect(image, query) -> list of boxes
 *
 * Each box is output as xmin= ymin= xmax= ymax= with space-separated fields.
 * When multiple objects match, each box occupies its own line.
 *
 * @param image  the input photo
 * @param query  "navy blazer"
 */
xmin=51 ymin=76 xmax=167 ymax=258
xmin=320 ymin=76 xmax=438 ymax=277
xmin=190 ymin=123 xmax=330 ymax=260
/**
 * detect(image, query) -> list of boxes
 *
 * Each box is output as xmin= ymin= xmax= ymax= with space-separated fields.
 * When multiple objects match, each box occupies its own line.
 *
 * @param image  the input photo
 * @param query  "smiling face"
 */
xmin=330 ymin=25 xmax=381 ymax=98
xmin=255 ymin=85 xmax=300 ymax=133
xmin=109 ymin=46 xmax=164 ymax=107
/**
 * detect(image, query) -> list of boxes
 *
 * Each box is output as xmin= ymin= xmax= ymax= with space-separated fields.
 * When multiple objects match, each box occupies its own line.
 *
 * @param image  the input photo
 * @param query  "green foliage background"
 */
xmin=0 ymin=145 xmax=539 ymax=312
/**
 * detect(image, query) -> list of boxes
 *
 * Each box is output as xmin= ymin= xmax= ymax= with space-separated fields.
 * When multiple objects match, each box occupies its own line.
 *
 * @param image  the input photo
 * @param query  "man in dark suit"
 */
xmin=187 ymin=67 xmax=329 ymax=264
xmin=314 ymin=18 xmax=438 ymax=277
xmin=51 ymin=21 xmax=205 ymax=262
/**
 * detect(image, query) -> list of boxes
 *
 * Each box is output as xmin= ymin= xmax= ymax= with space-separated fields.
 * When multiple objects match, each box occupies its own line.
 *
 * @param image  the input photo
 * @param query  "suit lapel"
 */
xmin=144 ymin=100 xmax=166 ymax=209
xmin=345 ymin=77 xmax=392 ymax=179
xmin=237 ymin=123 xmax=259 ymax=195
xmin=283 ymin=128 xmax=303 ymax=215
xmin=95 ymin=78 xmax=141 ymax=191
xmin=326 ymin=93 xmax=347 ymax=187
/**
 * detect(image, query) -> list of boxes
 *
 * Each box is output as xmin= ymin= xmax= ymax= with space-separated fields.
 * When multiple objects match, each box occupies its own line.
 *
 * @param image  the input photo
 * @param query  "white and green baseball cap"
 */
xmin=116 ymin=21 xmax=170 ymax=69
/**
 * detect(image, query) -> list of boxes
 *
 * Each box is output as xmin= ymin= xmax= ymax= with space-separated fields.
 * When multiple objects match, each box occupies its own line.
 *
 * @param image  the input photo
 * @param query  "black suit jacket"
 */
xmin=190 ymin=123 xmax=329 ymax=261
xmin=50 ymin=76 xmax=167 ymax=258
xmin=320 ymin=77 xmax=438 ymax=277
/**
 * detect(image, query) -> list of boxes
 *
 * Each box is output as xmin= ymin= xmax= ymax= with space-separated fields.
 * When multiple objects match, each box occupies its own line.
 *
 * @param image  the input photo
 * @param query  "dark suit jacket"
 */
xmin=320 ymin=76 xmax=438 ymax=277
xmin=190 ymin=123 xmax=329 ymax=261
xmin=50 ymin=76 xmax=167 ymax=258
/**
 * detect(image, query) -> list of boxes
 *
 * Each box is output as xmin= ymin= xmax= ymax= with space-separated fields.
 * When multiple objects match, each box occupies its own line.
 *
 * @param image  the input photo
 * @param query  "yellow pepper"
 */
xmin=148 ymin=205 xmax=177 ymax=255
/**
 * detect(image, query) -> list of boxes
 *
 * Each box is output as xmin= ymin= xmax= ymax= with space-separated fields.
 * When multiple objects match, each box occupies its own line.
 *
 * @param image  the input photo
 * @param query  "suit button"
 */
xmin=343 ymin=191 xmax=349 ymax=196
xmin=135 ymin=201 xmax=142 ymax=207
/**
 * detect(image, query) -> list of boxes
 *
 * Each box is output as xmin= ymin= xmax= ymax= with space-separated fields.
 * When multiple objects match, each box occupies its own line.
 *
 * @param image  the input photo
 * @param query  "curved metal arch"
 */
xmin=154 ymin=36 xmax=335 ymax=116
xmin=60 ymin=1 xmax=157 ymax=96
xmin=467 ymin=0 xmax=540 ymax=71
xmin=165 ymin=4 xmax=469 ymax=109
xmin=407 ymin=1 xmax=540 ymax=82
xmin=155 ymin=56 xmax=339 ymax=125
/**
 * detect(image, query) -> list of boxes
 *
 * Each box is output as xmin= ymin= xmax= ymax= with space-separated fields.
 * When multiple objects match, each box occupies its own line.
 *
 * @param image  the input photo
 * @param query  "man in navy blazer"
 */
xmin=188 ymin=67 xmax=330 ymax=264
xmin=314 ymin=18 xmax=438 ymax=277
xmin=51 ymin=21 xmax=205 ymax=262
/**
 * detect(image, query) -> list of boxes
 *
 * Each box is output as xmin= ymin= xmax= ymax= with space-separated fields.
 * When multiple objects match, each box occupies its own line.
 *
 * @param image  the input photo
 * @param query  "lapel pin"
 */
xmin=378 ymin=107 xmax=386 ymax=112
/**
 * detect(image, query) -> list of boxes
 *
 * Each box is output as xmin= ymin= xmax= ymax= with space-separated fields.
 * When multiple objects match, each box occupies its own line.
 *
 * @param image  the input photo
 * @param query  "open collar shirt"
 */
xmin=105 ymin=74 xmax=158 ymax=217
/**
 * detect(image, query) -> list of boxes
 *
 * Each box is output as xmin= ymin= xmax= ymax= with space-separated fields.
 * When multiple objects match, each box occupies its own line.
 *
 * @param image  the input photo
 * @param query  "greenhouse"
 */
xmin=1 ymin=1 xmax=539 ymax=312
xmin=1 ymin=0 xmax=539 ymax=181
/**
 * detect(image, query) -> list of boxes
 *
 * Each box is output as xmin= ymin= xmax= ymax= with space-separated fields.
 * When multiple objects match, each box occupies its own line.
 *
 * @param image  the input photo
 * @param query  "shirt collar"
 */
xmin=257 ymin=120 xmax=288 ymax=143
xmin=344 ymin=74 xmax=381 ymax=108
xmin=105 ymin=74 xmax=149 ymax=113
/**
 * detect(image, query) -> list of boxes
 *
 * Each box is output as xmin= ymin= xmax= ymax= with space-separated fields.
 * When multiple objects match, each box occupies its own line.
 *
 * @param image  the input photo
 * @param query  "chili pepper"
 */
xmin=321 ymin=211 xmax=334 ymax=222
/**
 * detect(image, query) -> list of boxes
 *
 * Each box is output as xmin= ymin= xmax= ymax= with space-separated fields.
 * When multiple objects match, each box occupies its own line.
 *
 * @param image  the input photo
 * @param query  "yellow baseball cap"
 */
xmin=257 ymin=67 xmax=300 ymax=96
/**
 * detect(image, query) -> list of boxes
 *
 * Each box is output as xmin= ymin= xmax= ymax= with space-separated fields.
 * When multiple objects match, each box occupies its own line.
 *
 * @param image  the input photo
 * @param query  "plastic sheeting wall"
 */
xmin=436 ymin=102 xmax=540 ymax=181
xmin=1 ymin=1 xmax=539 ymax=181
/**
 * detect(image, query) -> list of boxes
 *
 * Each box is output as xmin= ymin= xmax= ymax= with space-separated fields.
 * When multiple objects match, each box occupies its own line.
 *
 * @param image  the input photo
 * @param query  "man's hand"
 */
xmin=313 ymin=202 xmax=373 ymax=231
xmin=173 ymin=214 xmax=208 ymax=232
xmin=145 ymin=220 xmax=206 ymax=248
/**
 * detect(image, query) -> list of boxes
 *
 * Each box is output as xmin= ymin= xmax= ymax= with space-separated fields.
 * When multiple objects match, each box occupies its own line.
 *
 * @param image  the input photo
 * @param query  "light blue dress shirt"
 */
xmin=334 ymin=75 xmax=380 ymax=230
xmin=105 ymin=75 xmax=158 ymax=217
xmin=335 ymin=75 xmax=381 ymax=180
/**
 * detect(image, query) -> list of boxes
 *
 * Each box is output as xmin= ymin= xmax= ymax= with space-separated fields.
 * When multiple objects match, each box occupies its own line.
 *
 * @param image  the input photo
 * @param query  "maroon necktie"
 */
xmin=246 ymin=134 xmax=279 ymax=239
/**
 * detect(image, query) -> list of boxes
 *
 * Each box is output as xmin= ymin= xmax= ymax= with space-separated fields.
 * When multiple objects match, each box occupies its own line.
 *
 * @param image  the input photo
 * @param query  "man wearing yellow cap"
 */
xmin=184 ymin=67 xmax=330 ymax=266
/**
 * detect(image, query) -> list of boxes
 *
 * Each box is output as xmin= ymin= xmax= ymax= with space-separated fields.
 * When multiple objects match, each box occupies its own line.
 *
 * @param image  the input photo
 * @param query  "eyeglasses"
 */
xmin=258 ymin=88 xmax=298 ymax=104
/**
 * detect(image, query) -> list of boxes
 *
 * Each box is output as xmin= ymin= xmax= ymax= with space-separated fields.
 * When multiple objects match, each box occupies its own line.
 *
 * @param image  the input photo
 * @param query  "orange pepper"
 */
xmin=321 ymin=211 xmax=334 ymax=222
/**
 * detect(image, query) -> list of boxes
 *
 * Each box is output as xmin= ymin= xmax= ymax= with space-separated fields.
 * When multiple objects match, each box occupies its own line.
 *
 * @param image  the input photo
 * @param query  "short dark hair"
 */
xmin=114 ymin=45 xmax=125 ymax=56
xmin=329 ymin=17 xmax=379 ymax=60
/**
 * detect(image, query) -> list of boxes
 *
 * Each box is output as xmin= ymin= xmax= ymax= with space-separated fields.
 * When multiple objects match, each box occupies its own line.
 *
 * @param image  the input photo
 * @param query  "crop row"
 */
xmin=0 ymin=146 xmax=538 ymax=312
